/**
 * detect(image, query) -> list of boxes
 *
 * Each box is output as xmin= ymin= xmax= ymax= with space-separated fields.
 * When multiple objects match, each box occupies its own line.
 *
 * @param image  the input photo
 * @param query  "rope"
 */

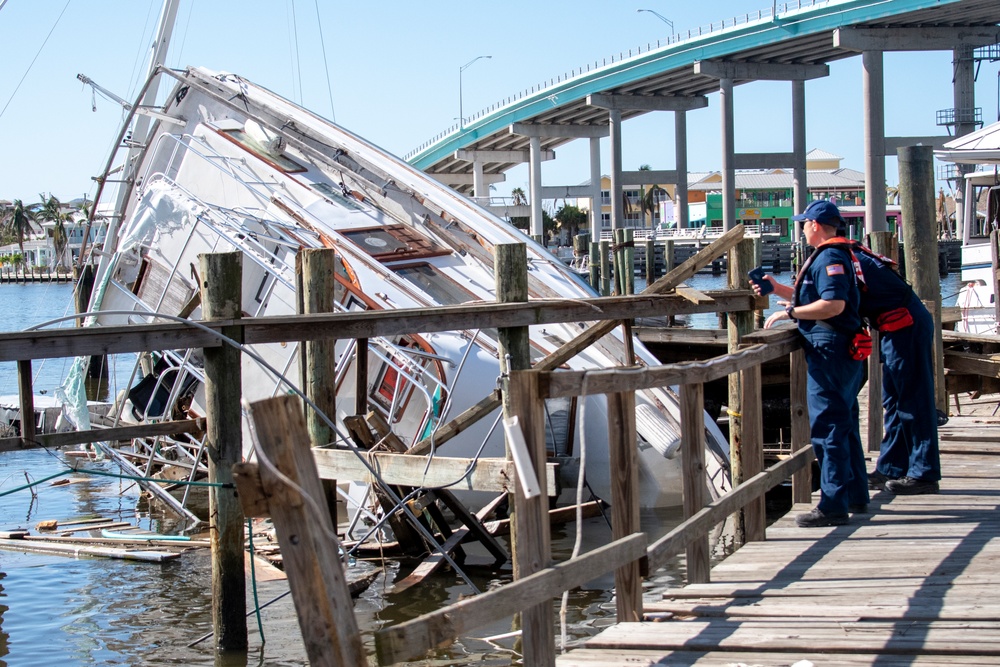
xmin=560 ymin=372 xmax=591 ymax=651
xmin=247 ymin=518 xmax=266 ymax=644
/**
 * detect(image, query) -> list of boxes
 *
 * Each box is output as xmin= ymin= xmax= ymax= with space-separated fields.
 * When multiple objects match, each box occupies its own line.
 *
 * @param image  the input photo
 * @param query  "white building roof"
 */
xmin=806 ymin=148 xmax=843 ymax=162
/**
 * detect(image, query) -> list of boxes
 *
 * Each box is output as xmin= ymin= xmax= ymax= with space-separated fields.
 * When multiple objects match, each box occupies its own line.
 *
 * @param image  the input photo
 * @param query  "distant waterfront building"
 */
xmin=578 ymin=150 xmax=902 ymax=243
xmin=1 ymin=202 xmax=108 ymax=270
xmin=689 ymin=149 xmax=901 ymax=242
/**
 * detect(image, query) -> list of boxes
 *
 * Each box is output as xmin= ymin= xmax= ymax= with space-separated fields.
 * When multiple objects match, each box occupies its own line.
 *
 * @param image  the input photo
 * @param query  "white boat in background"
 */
xmin=936 ymin=123 xmax=1000 ymax=335
xmin=73 ymin=65 xmax=731 ymax=531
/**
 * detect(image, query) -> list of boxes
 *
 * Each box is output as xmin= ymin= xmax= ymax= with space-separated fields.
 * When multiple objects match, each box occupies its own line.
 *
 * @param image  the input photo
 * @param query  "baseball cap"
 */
xmin=793 ymin=200 xmax=844 ymax=227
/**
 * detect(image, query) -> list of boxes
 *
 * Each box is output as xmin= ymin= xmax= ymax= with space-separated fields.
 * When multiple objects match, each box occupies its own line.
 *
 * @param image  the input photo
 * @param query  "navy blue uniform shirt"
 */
xmin=854 ymin=250 xmax=912 ymax=319
xmin=796 ymin=246 xmax=861 ymax=334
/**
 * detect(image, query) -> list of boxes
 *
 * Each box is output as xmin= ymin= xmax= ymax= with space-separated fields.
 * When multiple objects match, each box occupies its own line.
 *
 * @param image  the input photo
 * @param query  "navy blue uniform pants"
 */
xmin=803 ymin=327 xmax=869 ymax=514
xmin=876 ymin=298 xmax=941 ymax=482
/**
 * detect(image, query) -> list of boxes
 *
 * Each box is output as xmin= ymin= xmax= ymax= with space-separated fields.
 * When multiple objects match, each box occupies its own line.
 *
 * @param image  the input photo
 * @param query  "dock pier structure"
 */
xmin=557 ymin=402 xmax=1000 ymax=665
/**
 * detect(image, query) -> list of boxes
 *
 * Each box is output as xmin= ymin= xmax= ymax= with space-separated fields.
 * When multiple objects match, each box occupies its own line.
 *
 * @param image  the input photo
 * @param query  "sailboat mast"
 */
xmin=98 ymin=0 xmax=181 ymax=258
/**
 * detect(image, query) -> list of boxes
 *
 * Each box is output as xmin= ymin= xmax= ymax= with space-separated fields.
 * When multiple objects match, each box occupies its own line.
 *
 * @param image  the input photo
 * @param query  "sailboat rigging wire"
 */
xmin=288 ymin=0 xmax=303 ymax=105
xmin=313 ymin=0 xmax=337 ymax=123
xmin=0 ymin=0 xmax=72 ymax=121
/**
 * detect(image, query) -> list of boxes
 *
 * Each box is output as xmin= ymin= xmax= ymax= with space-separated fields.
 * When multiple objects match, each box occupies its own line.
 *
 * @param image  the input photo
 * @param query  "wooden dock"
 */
xmin=557 ymin=396 xmax=1000 ymax=666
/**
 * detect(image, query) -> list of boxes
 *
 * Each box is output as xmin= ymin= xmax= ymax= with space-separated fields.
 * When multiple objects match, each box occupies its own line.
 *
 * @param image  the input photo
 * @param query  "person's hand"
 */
xmin=750 ymin=274 xmax=776 ymax=297
xmin=764 ymin=299 xmax=792 ymax=329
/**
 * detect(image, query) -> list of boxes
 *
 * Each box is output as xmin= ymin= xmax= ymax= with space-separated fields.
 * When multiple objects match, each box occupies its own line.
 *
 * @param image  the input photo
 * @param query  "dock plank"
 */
xmin=558 ymin=398 xmax=1000 ymax=666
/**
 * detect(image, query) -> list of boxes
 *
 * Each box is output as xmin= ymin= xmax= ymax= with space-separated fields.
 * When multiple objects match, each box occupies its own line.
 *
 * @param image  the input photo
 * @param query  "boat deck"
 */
xmin=557 ymin=394 xmax=1000 ymax=666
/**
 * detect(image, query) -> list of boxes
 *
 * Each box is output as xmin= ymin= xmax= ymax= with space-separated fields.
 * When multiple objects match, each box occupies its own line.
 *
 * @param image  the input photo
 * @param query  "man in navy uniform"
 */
xmin=851 ymin=242 xmax=941 ymax=495
xmin=758 ymin=200 xmax=870 ymax=527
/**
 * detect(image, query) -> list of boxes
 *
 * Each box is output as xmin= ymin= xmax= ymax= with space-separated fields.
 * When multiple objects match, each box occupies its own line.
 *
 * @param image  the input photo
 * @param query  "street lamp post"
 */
xmin=459 ymin=55 xmax=491 ymax=130
xmin=637 ymin=9 xmax=674 ymax=36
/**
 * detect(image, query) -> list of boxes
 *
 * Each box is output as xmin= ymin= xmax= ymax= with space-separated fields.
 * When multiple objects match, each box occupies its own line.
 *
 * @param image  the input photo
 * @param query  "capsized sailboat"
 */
xmin=77 ymin=65 xmax=731 ymax=529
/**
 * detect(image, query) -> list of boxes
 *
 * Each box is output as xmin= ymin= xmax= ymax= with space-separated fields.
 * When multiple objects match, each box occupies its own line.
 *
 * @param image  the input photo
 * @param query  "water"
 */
xmin=0 ymin=271 xmax=971 ymax=666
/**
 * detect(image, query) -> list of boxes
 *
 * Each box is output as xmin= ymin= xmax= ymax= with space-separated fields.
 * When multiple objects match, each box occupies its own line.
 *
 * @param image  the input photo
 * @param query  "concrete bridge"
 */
xmin=405 ymin=0 xmax=1000 ymax=242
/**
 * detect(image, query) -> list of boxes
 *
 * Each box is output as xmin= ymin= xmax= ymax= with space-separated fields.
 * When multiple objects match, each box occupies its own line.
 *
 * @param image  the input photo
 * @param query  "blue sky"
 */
xmin=1 ymin=0 xmax=998 ymax=206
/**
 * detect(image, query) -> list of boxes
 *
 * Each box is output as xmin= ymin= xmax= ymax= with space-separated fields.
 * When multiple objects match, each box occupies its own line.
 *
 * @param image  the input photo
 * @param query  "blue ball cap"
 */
xmin=793 ymin=199 xmax=844 ymax=227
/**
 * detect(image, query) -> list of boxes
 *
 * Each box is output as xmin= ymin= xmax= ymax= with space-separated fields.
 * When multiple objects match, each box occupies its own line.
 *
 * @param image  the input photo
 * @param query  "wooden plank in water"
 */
xmin=0 ymin=537 xmax=180 ymax=562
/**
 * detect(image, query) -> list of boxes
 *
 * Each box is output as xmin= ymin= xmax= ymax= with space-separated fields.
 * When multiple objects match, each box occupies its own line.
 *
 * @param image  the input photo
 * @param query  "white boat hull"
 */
xmin=79 ymin=67 xmax=731 ymax=524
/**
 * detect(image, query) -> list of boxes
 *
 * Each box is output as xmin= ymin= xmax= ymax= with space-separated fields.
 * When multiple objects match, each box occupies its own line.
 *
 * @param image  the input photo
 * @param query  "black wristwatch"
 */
xmin=785 ymin=305 xmax=797 ymax=321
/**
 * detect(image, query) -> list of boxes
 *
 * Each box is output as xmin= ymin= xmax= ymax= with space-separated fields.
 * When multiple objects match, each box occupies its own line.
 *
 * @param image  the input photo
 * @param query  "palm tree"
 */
xmin=885 ymin=185 xmax=900 ymax=205
xmin=641 ymin=186 xmax=668 ymax=229
xmin=36 ymin=193 xmax=72 ymax=269
xmin=511 ymin=187 xmax=528 ymax=206
xmin=0 ymin=198 xmax=40 ymax=256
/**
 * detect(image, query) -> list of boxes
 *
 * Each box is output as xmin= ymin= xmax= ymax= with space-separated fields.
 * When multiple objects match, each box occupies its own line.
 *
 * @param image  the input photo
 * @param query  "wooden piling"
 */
xmin=898 ymin=145 xmax=946 ymax=413
xmin=246 ymin=396 xmax=365 ymax=666
xmin=573 ymin=233 xmax=590 ymax=260
xmin=496 ymin=244 xmax=553 ymax=662
xmin=624 ymin=228 xmax=635 ymax=295
xmin=789 ymin=349 xmax=812 ymax=504
xmin=74 ymin=263 xmax=108 ymax=391
xmin=199 ymin=251 xmax=248 ymax=651
xmin=645 ymin=238 xmax=655 ymax=285
xmin=680 ymin=383 xmax=710 ymax=584
xmin=17 ymin=360 xmax=35 ymax=446
xmin=506 ymin=370 xmax=554 ymax=665
xmin=496 ymin=243 xmax=532 ymax=405
xmin=589 ymin=241 xmax=600 ymax=291
xmin=607 ymin=389 xmax=642 ymax=621
xmin=297 ymin=248 xmax=340 ymax=527
xmin=739 ymin=362 xmax=765 ymax=541
xmin=727 ymin=238 xmax=756 ymax=545
xmin=600 ymin=239 xmax=611 ymax=296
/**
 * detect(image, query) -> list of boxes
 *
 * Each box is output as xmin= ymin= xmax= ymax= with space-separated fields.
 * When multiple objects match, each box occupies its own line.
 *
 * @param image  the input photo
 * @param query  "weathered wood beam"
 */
xmin=0 ymin=418 xmax=205 ymax=453
xmin=646 ymin=446 xmax=814 ymax=573
xmin=0 ymin=290 xmax=759 ymax=363
xmin=246 ymin=396 xmax=365 ymax=665
xmin=374 ymin=533 xmax=647 ymax=665
xmin=541 ymin=339 xmax=797 ymax=399
xmin=311 ymin=450 xmax=558 ymax=494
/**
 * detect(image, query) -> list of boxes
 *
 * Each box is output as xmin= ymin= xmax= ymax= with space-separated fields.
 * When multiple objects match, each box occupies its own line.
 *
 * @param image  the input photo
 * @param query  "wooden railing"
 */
xmin=373 ymin=326 xmax=813 ymax=664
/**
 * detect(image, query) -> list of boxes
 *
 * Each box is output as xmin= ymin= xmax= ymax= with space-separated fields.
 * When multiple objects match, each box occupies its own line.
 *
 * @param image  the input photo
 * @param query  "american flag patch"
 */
xmin=826 ymin=264 xmax=845 ymax=276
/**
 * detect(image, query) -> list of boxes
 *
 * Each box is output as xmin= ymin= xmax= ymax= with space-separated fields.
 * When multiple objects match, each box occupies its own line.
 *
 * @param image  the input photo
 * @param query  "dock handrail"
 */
xmin=373 ymin=327 xmax=812 ymax=664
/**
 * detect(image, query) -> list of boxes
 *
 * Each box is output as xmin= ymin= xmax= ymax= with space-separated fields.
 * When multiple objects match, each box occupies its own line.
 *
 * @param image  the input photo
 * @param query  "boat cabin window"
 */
xmin=393 ymin=262 xmax=475 ymax=305
xmin=218 ymin=129 xmax=306 ymax=173
xmin=342 ymin=225 xmax=450 ymax=262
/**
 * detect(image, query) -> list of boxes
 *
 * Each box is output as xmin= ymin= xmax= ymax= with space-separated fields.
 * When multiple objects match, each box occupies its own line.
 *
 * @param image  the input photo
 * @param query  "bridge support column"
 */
xmin=951 ymin=45 xmax=977 ymax=240
xmin=675 ymin=110 xmax=689 ymax=229
xmin=720 ymin=77 xmax=736 ymax=232
xmin=472 ymin=160 xmax=486 ymax=200
xmin=609 ymin=108 xmax=624 ymax=232
xmin=590 ymin=137 xmax=602 ymax=238
xmin=529 ymin=136 xmax=543 ymax=239
xmin=863 ymin=50 xmax=887 ymax=234
xmin=792 ymin=80 xmax=808 ymax=244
